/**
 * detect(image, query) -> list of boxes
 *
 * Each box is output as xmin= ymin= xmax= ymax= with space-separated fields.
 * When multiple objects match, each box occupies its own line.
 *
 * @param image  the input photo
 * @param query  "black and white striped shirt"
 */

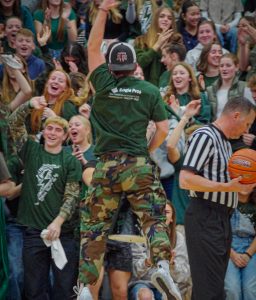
xmin=182 ymin=124 xmax=238 ymax=208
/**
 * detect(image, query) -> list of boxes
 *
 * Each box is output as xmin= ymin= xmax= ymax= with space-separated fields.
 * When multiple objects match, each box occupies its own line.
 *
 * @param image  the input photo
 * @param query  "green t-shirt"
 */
xmin=33 ymin=9 xmax=76 ymax=50
xmin=197 ymin=73 xmax=220 ymax=90
xmin=159 ymin=70 xmax=171 ymax=97
xmin=61 ymin=100 xmax=79 ymax=121
xmin=176 ymin=92 xmax=211 ymax=124
xmin=17 ymin=139 xmax=81 ymax=232
xmin=90 ymin=63 xmax=167 ymax=157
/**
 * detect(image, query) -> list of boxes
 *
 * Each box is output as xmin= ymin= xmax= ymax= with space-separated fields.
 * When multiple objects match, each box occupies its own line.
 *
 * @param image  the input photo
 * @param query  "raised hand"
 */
xmin=68 ymin=61 xmax=78 ymax=72
xmin=167 ymin=94 xmax=180 ymax=113
xmin=242 ymin=133 xmax=255 ymax=147
xmin=72 ymin=145 xmax=87 ymax=166
xmin=99 ymin=0 xmax=120 ymax=11
xmin=52 ymin=58 xmax=63 ymax=71
xmin=79 ymin=103 xmax=91 ymax=119
xmin=153 ymin=29 xmax=174 ymax=51
xmin=184 ymin=100 xmax=201 ymax=119
xmin=44 ymin=7 xmax=52 ymax=23
xmin=62 ymin=2 xmax=72 ymax=21
xmin=37 ymin=25 xmax=51 ymax=47
xmin=198 ymin=74 xmax=206 ymax=91
xmin=42 ymin=107 xmax=57 ymax=119
xmin=30 ymin=96 xmax=47 ymax=110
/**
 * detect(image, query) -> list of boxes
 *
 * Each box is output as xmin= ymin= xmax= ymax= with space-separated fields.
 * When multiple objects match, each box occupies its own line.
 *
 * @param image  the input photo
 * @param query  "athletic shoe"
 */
xmin=73 ymin=282 xmax=93 ymax=300
xmin=151 ymin=260 xmax=182 ymax=300
xmin=0 ymin=54 xmax=23 ymax=69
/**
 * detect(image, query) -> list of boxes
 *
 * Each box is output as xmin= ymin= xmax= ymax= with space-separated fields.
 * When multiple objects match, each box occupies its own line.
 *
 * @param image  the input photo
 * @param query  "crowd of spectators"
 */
xmin=0 ymin=0 xmax=256 ymax=299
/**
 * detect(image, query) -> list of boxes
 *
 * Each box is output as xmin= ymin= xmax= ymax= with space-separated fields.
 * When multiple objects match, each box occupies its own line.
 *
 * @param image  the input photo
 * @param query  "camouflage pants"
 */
xmin=79 ymin=152 xmax=171 ymax=284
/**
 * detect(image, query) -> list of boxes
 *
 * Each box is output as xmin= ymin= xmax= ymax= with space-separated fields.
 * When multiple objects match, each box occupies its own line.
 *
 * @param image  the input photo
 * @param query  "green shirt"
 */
xmin=33 ymin=9 xmax=76 ymax=50
xmin=18 ymin=139 xmax=81 ymax=232
xmin=171 ymin=156 xmax=190 ymax=225
xmin=159 ymin=70 xmax=171 ymax=97
xmin=176 ymin=92 xmax=211 ymax=124
xmin=197 ymin=73 xmax=220 ymax=90
xmin=60 ymin=100 xmax=78 ymax=121
xmin=90 ymin=63 xmax=167 ymax=156
xmin=135 ymin=47 xmax=165 ymax=86
xmin=203 ymin=74 xmax=219 ymax=89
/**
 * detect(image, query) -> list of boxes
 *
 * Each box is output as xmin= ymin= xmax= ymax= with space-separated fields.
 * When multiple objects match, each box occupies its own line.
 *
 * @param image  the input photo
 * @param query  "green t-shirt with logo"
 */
xmin=17 ymin=139 xmax=81 ymax=232
xmin=89 ymin=63 xmax=167 ymax=157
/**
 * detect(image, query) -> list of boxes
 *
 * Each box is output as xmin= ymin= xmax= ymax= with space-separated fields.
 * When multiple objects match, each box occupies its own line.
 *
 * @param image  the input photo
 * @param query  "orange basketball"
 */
xmin=228 ymin=149 xmax=256 ymax=184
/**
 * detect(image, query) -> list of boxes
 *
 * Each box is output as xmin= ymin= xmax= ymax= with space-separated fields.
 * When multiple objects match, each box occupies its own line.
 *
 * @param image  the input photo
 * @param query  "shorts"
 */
xmin=105 ymin=240 xmax=132 ymax=272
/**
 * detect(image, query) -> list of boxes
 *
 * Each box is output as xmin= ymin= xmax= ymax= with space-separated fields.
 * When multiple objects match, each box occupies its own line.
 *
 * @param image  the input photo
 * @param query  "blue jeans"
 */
xmin=23 ymin=228 xmax=79 ymax=300
xmin=216 ymin=27 xmax=238 ymax=53
xmin=225 ymin=236 xmax=256 ymax=300
xmin=129 ymin=283 xmax=162 ymax=300
xmin=6 ymin=223 xmax=25 ymax=300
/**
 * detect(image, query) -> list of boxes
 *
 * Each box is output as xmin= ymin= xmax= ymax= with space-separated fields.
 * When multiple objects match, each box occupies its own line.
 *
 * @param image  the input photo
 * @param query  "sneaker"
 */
xmin=0 ymin=54 xmax=23 ymax=69
xmin=151 ymin=261 xmax=182 ymax=300
xmin=73 ymin=282 xmax=93 ymax=300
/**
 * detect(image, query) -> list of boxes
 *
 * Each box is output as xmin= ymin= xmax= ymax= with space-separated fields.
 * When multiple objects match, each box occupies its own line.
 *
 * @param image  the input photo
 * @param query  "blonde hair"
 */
xmin=30 ymin=70 xmax=77 ymax=133
xmin=69 ymin=115 xmax=92 ymax=144
xmin=44 ymin=116 xmax=69 ymax=133
xmin=89 ymin=1 xmax=122 ymax=24
xmin=164 ymin=62 xmax=201 ymax=101
xmin=134 ymin=6 xmax=177 ymax=49
xmin=220 ymin=53 xmax=239 ymax=67
xmin=16 ymin=28 xmax=34 ymax=39
xmin=69 ymin=72 xmax=91 ymax=104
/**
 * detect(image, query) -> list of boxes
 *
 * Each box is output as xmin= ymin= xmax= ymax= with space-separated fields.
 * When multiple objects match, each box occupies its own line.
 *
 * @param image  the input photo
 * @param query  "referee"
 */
xmin=180 ymin=96 xmax=256 ymax=300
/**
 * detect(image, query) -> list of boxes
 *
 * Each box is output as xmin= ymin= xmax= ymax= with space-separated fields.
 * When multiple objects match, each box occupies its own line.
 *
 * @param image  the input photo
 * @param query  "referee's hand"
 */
xmin=228 ymin=176 xmax=256 ymax=193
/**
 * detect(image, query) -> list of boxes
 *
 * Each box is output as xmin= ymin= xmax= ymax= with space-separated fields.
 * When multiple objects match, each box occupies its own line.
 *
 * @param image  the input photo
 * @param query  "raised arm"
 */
xmin=8 ymin=68 xmax=32 ymax=112
xmin=8 ymin=96 xmax=47 ymax=152
xmin=87 ymin=0 xmax=120 ymax=73
xmin=167 ymin=100 xmax=201 ymax=164
xmin=62 ymin=2 xmax=77 ymax=42
xmin=237 ymin=25 xmax=250 ymax=72
xmin=125 ymin=0 xmax=136 ymax=24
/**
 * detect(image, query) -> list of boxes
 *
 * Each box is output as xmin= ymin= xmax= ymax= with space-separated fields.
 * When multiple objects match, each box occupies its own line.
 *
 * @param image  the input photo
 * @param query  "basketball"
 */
xmin=228 ymin=149 xmax=256 ymax=184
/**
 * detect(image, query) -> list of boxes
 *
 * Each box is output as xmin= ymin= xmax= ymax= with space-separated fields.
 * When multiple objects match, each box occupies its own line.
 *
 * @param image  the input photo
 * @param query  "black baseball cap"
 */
xmin=108 ymin=42 xmax=137 ymax=71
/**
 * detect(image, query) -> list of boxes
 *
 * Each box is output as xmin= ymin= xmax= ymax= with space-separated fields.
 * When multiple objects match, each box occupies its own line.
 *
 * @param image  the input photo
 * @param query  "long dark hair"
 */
xmin=60 ymin=42 xmax=88 ymax=74
xmin=177 ymin=0 xmax=199 ymax=31
xmin=197 ymin=41 xmax=222 ymax=73
xmin=166 ymin=202 xmax=177 ymax=250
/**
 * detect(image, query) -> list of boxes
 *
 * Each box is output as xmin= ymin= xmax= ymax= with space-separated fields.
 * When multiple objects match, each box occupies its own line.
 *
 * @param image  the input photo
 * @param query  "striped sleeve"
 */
xmin=182 ymin=132 xmax=214 ymax=174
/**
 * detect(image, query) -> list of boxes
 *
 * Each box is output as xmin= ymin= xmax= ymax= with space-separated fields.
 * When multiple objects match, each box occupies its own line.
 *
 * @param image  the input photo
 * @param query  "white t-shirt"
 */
xmin=216 ymin=88 xmax=229 ymax=118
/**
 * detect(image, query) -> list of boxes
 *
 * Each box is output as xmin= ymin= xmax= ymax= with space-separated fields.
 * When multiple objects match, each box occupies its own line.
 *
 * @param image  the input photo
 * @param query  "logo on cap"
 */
xmin=116 ymin=52 xmax=128 ymax=62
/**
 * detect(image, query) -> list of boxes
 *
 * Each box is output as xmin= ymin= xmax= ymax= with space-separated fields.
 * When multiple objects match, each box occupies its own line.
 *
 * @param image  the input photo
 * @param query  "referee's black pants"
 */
xmin=185 ymin=198 xmax=233 ymax=300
